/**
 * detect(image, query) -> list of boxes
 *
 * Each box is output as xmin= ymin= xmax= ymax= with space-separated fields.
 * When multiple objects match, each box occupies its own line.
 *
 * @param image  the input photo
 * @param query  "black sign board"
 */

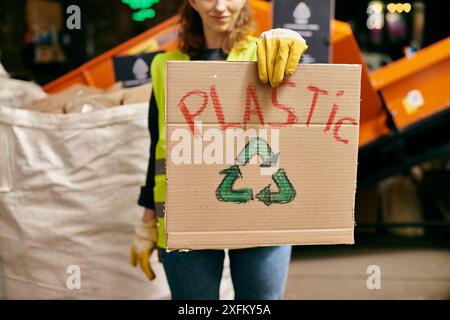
xmin=113 ymin=51 xmax=163 ymax=88
xmin=273 ymin=0 xmax=334 ymax=63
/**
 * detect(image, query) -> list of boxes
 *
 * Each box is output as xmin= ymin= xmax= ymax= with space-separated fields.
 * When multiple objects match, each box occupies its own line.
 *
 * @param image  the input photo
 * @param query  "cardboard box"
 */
xmin=20 ymin=82 xmax=153 ymax=114
xmin=165 ymin=61 xmax=361 ymax=250
xmin=123 ymin=83 xmax=152 ymax=104
xmin=64 ymin=91 xmax=124 ymax=113
xmin=52 ymin=84 xmax=103 ymax=99
xmin=20 ymin=84 xmax=103 ymax=114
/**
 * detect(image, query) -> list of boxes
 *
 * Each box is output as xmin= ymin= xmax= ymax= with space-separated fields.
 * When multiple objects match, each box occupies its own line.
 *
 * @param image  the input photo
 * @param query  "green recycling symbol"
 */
xmin=215 ymin=137 xmax=296 ymax=206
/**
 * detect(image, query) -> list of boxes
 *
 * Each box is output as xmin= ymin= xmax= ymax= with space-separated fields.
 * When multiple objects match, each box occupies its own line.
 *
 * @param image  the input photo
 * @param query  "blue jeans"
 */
xmin=160 ymin=246 xmax=292 ymax=300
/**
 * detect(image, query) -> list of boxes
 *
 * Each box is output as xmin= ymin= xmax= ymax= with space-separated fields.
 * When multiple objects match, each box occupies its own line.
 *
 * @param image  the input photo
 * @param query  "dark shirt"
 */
xmin=138 ymin=48 xmax=228 ymax=209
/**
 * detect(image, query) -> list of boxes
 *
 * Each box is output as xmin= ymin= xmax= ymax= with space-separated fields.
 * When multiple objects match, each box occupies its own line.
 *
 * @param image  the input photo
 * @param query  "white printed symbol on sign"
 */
xmin=293 ymin=2 xmax=311 ymax=24
xmin=66 ymin=265 xmax=81 ymax=290
xmin=366 ymin=265 xmax=381 ymax=290
xmin=133 ymin=58 xmax=149 ymax=80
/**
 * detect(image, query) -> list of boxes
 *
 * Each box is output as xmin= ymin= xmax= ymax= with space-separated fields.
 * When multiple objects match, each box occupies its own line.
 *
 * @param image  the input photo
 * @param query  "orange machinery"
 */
xmin=43 ymin=0 xmax=449 ymax=165
xmin=371 ymin=38 xmax=450 ymax=132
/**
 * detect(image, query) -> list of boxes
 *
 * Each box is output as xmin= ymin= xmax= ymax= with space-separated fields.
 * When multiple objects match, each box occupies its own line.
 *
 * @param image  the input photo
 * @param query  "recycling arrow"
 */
xmin=215 ymin=165 xmax=253 ymax=203
xmin=216 ymin=138 xmax=296 ymax=206
xmin=256 ymin=169 xmax=296 ymax=206
xmin=235 ymin=137 xmax=279 ymax=167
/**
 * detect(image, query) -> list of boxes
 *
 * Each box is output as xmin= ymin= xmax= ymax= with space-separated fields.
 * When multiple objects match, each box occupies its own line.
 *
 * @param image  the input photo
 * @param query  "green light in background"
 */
xmin=122 ymin=0 xmax=160 ymax=10
xmin=132 ymin=8 xmax=156 ymax=21
xmin=122 ymin=0 xmax=160 ymax=21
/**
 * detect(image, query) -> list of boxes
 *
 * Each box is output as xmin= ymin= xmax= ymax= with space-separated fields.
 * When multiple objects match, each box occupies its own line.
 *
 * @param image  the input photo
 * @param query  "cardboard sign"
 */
xmin=165 ymin=61 xmax=361 ymax=250
xmin=273 ymin=0 xmax=334 ymax=63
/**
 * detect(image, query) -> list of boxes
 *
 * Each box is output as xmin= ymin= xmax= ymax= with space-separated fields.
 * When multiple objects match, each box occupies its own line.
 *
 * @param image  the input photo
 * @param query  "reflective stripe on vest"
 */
xmin=151 ymin=37 xmax=258 ymax=248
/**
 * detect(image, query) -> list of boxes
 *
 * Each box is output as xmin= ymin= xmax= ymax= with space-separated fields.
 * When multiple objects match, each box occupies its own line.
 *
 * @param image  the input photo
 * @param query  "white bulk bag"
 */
xmin=0 ymin=103 xmax=170 ymax=299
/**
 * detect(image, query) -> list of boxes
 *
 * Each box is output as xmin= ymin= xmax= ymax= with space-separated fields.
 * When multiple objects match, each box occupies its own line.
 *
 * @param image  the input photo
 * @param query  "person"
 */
xmin=130 ymin=0 xmax=308 ymax=300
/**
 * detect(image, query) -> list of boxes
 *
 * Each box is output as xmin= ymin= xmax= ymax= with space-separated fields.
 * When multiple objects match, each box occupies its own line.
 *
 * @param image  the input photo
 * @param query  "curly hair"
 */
xmin=178 ymin=0 xmax=255 ymax=57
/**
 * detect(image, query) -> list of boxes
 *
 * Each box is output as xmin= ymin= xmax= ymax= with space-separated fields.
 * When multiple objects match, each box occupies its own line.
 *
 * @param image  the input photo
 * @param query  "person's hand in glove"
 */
xmin=130 ymin=209 xmax=158 ymax=280
xmin=257 ymin=28 xmax=308 ymax=87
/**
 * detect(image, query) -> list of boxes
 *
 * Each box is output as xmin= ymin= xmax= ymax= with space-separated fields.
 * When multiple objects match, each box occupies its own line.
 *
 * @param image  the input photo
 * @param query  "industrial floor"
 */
xmin=284 ymin=231 xmax=450 ymax=300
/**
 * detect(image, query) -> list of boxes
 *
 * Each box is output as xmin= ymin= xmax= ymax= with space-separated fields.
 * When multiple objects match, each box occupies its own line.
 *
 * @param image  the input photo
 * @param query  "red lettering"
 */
xmin=269 ymin=80 xmax=297 ymax=128
xmin=324 ymin=90 xmax=344 ymax=133
xmin=178 ymin=85 xmax=354 ymax=144
xmin=333 ymin=117 xmax=359 ymax=144
xmin=243 ymin=83 xmax=265 ymax=128
xmin=178 ymin=89 xmax=208 ymax=137
xmin=306 ymin=85 xmax=328 ymax=127
xmin=210 ymin=85 xmax=242 ymax=130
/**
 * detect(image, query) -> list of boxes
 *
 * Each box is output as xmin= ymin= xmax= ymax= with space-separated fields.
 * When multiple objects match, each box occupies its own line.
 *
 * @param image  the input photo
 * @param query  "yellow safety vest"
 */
xmin=151 ymin=36 xmax=258 ymax=248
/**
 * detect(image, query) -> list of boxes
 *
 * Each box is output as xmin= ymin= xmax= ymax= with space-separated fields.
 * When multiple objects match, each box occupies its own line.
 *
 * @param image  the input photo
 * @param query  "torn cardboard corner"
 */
xmin=165 ymin=61 xmax=361 ymax=250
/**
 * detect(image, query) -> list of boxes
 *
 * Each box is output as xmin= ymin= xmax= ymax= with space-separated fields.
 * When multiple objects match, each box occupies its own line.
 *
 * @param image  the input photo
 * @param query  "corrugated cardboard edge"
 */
xmin=353 ymin=64 xmax=362 ymax=228
xmin=164 ymin=60 xmax=170 ymax=239
xmin=166 ymin=228 xmax=354 ymax=250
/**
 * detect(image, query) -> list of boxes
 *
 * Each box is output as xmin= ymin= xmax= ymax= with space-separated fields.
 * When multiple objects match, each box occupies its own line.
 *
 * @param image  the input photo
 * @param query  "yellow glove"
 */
xmin=130 ymin=218 xmax=158 ymax=280
xmin=256 ymin=28 xmax=308 ymax=87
